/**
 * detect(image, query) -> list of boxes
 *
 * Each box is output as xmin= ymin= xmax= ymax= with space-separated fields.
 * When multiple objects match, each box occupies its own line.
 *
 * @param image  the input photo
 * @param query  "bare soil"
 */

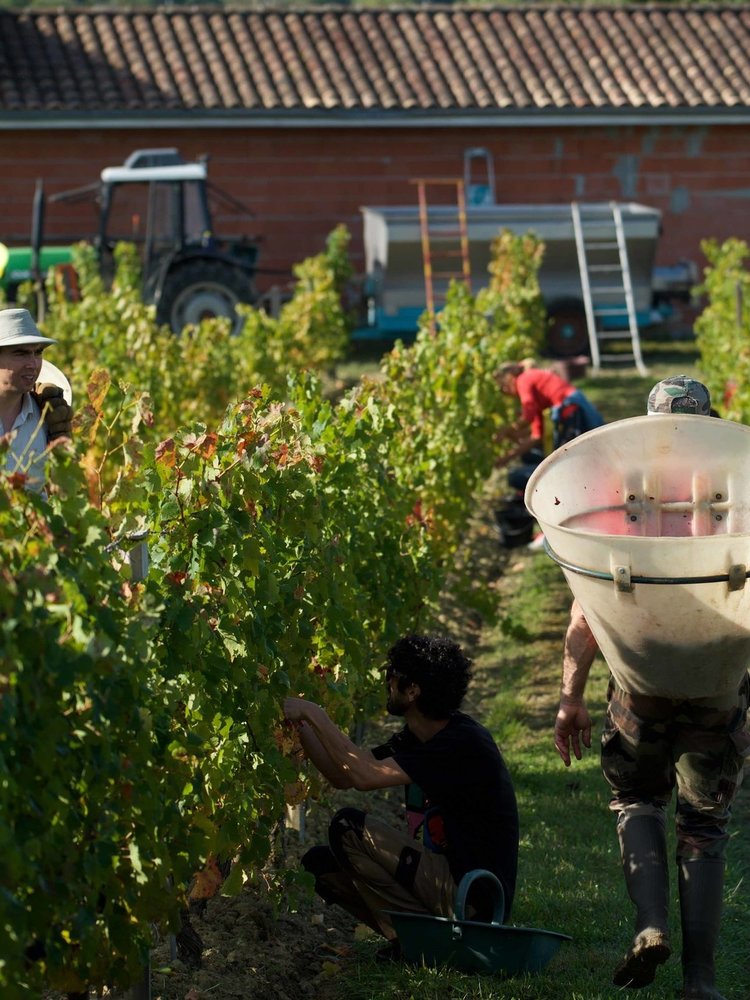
xmin=148 ymin=788 xmax=404 ymax=1000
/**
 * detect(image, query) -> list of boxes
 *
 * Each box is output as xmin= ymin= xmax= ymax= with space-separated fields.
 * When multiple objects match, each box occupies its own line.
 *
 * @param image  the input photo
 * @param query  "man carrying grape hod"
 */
xmin=283 ymin=634 xmax=519 ymax=961
xmin=554 ymin=377 xmax=750 ymax=1000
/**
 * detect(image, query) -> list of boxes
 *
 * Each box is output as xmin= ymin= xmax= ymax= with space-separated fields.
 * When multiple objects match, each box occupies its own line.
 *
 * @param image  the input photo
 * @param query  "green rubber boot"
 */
xmin=678 ymin=858 xmax=727 ymax=1000
xmin=612 ymin=813 xmax=672 ymax=989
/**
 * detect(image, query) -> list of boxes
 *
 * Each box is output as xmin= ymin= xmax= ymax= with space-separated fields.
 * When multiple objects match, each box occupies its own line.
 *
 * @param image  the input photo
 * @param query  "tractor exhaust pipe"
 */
xmin=30 ymin=178 xmax=46 ymax=322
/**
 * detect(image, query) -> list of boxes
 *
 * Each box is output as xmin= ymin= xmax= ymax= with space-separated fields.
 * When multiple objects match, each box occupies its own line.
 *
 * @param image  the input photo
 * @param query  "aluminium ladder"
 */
xmin=571 ymin=201 xmax=648 ymax=376
xmin=412 ymin=178 xmax=472 ymax=335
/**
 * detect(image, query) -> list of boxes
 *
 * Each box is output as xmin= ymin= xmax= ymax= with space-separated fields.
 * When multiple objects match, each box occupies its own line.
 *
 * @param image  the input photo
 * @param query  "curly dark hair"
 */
xmin=386 ymin=634 xmax=472 ymax=719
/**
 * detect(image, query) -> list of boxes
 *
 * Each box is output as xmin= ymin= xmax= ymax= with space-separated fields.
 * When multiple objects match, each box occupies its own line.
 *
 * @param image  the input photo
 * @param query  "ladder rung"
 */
xmin=573 ymin=200 xmax=644 ymax=374
xmin=418 ymin=177 xmax=471 ymax=328
xmin=412 ymin=178 xmax=467 ymax=186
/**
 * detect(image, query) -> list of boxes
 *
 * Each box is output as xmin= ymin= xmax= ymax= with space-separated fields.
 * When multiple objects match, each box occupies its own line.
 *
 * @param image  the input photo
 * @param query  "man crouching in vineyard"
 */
xmin=283 ymin=634 xmax=519 ymax=961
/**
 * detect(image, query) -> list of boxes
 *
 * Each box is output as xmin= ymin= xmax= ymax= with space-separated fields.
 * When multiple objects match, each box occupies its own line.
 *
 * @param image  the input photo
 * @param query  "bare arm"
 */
xmin=296 ymin=719 xmax=355 ymax=789
xmin=284 ymin=698 xmax=411 ymax=791
xmin=494 ymin=418 xmax=541 ymax=467
xmin=554 ymin=599 xmax=599 ymax=766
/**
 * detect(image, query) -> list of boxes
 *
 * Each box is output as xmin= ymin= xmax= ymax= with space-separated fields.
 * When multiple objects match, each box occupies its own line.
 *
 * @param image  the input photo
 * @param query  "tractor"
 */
xmin=0 ymin=148 xmax=263 ymax=333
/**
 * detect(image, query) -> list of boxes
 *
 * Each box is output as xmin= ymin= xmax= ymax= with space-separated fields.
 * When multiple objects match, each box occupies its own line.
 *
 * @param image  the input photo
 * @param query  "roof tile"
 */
xmin=2 ymin=6 xmax=750 ymax=117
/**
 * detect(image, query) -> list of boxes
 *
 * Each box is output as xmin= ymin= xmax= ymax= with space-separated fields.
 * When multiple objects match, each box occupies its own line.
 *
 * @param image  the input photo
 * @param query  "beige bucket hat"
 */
xmin=0 ymin=308 xmax=56 ymax=348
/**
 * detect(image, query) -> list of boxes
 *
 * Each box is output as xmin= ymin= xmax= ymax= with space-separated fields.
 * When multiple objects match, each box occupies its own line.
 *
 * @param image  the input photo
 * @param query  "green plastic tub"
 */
xmin=386 ymin=869 xmax=571 ymax=976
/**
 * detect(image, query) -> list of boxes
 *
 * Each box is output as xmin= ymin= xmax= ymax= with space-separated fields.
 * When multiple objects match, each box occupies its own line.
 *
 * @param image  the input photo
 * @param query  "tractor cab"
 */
xmin=96 ymin=148 xmax=260 ymax=332
xmin=97 ymin=148 xmax=216 ymax=285
xmin=34 ymin=148 xmax=261 ymax=333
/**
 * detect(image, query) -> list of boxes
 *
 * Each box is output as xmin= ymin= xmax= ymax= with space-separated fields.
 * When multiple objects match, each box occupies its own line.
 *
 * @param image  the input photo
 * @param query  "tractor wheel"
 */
xmin=157 ymin=260 xmax=256 ymax=335
xmin=546 ymin=297 xmax=589 ymax=358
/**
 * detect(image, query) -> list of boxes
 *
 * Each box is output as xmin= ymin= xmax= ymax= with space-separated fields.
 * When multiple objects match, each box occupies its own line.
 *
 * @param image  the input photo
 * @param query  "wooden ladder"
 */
xmin=572 ymin=201 xmax=648 ymax=376
xmin=412 ymin=178 xmax=471 ymax=335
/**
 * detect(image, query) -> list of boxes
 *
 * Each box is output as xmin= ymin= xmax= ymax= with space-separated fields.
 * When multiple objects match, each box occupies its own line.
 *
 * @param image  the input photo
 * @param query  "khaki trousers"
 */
xmin=307 ymin=807 xmax=457 ymax=940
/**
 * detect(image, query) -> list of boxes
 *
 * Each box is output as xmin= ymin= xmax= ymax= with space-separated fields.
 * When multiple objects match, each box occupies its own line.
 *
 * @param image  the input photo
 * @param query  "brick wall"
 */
xmin=2 ymin=123 xmax=749 ymax=300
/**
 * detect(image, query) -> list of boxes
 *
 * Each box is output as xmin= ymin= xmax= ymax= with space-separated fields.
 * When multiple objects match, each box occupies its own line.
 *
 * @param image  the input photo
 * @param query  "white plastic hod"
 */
xmin=525 ymin=414 xmax=750 ymax=700
xmin=40 ymin=358 xmax=72 ymax=405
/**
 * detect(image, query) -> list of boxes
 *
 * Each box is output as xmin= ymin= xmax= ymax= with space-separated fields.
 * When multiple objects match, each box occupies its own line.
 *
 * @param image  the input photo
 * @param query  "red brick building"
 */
xmin=1 ymin=6 xmax=749 ymax=318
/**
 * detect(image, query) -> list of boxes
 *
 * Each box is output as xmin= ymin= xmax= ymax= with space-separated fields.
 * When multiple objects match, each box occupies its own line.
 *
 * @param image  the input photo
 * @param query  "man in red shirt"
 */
xmin=495 ymin=362 xmax=603 ymax=464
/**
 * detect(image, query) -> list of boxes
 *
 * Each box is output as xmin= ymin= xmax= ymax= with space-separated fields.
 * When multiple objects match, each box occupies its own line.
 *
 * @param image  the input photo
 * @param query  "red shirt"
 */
xmin=515 ymin=368 xmax=575 ymax=439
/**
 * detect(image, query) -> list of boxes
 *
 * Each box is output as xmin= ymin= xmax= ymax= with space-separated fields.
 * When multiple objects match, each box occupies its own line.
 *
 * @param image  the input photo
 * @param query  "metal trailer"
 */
xmin=358 ymin=200 xmax=666 ymax=352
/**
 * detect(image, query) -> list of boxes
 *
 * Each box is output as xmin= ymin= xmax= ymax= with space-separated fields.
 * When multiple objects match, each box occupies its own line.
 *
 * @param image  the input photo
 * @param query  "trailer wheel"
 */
xmin=546 ymin=298 xmax=589 ymax=358
xmin=158 ymin=260 xmax=256 ymax=335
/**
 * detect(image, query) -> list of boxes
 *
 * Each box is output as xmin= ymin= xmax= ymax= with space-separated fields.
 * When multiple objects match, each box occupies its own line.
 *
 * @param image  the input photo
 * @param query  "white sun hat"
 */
xmin=0 ymin=308 xmax=56 ymax=348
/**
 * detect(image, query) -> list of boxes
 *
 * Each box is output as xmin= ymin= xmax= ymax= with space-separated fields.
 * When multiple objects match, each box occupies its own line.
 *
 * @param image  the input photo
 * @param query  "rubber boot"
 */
xmin=678 ymin=858 xmax=727 ymax=1000
xmin=612 ymin=813 xmax=672 ymax=988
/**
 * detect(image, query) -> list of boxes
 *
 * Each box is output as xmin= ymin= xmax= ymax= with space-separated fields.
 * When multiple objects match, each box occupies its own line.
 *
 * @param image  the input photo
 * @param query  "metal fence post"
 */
xmin=128 ymin=539 xmax=150 ymax=584
xmin=284 ymin=802 xmax=306 ymax=843
xmin=127 ymin=537 xmax=151 ymax=1000
xmin=125 ymin=956 xmax=151 ymax=1000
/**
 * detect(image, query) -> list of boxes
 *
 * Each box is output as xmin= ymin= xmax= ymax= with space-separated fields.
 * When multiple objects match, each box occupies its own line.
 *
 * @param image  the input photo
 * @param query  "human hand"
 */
xmin=494 ymin=420 xmax=527 ymax=444
xmin=493 ymin=424 xmax=515 ymax=444
xmin=274 ymin=718 xmax=307 ymax=762
xmin=283 ymin=697 xmax=313 ymax=723
xmin=554 ymin=698 xmax=592 ymax=766
xmin=33 ymin=383 xmax=72 ymax=440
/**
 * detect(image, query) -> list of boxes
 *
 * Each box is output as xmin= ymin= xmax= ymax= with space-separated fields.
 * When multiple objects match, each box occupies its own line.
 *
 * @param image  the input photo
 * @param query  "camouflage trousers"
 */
xmin=601 ymin=672 xmax=750 ymax=860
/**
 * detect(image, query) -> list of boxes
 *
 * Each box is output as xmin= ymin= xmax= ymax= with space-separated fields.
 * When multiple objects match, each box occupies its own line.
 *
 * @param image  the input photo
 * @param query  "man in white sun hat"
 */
xmin=0 ymin=307 xmax=72 ymax=493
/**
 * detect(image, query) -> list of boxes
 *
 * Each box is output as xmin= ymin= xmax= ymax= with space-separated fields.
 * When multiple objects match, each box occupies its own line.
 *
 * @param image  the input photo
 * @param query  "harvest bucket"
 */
xmin=386 ymin=869 xmax=571 ymax=976
xmin=40 ymin=358 xmax=73 ymax=405
xmin=525 ymin=414 xmax=750 ymax=699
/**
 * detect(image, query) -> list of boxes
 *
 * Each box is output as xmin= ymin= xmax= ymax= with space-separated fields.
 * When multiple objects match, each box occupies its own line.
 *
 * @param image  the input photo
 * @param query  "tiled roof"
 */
xmin=2 ymin=5 xmax=750 ymax=117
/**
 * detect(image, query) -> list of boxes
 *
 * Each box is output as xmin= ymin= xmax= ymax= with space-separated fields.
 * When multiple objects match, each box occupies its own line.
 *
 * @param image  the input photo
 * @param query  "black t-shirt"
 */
xmin=373 ymin=711 xmax=519 ymax=915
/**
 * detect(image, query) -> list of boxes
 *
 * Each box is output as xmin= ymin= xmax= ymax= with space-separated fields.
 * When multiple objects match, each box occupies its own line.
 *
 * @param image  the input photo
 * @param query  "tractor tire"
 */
xmin=546 ymin=297 xmax=589 ymax=358
xmin=157 ymin=260 xmax=256 ymax=335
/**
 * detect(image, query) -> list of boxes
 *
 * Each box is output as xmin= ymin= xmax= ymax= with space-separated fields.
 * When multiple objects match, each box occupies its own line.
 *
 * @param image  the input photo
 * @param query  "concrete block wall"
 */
xmin=1 ymin=123 xmax=748 ymax=300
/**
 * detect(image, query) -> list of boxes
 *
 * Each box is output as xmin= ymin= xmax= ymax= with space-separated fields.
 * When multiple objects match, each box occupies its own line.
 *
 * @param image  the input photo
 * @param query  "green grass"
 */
xmin=575 ymin=331 xmax=703 ymax=424
xmin=325 ymin=336 xmax=750 ymax=1000
xmin=328 ymin=551 xmax=750 ymax=999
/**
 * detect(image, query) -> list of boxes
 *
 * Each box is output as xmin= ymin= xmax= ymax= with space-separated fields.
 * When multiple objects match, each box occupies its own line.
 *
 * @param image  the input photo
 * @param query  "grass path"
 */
xmin=330 ymin=541 xmax=750 ymax=1000
xmin=328 ymin=345 xmax=750 ymax=999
